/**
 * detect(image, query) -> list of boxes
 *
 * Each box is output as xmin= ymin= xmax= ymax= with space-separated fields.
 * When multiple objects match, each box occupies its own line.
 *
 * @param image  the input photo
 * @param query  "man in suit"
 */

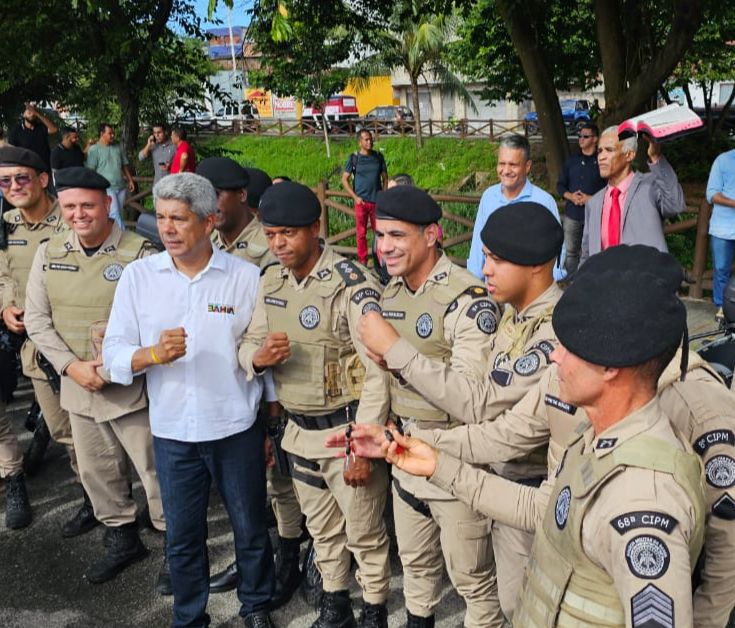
xmin=580 ymin=126 xmax=685 ymax=265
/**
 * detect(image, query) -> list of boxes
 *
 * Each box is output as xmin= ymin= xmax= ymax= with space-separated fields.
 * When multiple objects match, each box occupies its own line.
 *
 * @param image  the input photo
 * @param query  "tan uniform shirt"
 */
xmin=355 ymin=254 xmax=497 ymax=499
xmin=432 ymin=399 xmax=702 ymax=627
xmin=24 ymin=224 xmax=156 ymax=422
xmin=405 ymin=282 xmax=562 ymax=481
xmin=211 ymin=218 xmax=274 ymax=269
xmin=239 ymin=244 xmax=388 ymax=458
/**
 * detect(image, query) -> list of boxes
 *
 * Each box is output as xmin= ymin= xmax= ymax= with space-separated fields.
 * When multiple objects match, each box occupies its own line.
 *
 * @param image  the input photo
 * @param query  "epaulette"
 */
xmin=335 ymin=259 xmax=366 ymax=286
xmin=260 ymin=261 xmax=280 ymax=277
xmin=463 ymin=285 xmax=489 ymax=299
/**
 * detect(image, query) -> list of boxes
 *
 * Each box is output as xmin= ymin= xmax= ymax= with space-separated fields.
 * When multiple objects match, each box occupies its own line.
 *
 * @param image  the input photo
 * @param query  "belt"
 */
xmin=392 ymin=477 xmax=431 ymax=519
xmin=287 ymin=403 xmax=355 ymax=431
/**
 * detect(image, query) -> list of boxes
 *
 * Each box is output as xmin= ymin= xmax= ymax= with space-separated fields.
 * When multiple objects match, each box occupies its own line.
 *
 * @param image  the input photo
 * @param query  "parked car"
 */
xmin=524 ymin=99 xmax=591 ymax=135
xmin=302 ymin=95 xmax=360 ymax=130
xmin=364 ymin=105 xmax=414 ymax=121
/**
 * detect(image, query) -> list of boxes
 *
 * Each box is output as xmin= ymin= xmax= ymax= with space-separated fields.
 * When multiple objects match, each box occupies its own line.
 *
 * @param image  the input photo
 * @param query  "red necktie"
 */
xmin=606 ymin=187 xmax=621 ymax=248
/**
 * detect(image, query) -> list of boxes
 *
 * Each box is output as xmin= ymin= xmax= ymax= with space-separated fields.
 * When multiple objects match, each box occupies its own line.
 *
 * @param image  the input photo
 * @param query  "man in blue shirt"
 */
xmin=556 ymin=123 xmax=606 ymax=274
xmin=468 ymin=134 xmax=565 ymax=280
xmin=707 ymin=148 xmax=735 ymax=320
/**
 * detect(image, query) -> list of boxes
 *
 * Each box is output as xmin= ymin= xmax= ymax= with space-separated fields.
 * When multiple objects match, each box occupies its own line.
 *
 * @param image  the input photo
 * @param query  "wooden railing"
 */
xmin=124 ymin=176 xmax=714 ymax=297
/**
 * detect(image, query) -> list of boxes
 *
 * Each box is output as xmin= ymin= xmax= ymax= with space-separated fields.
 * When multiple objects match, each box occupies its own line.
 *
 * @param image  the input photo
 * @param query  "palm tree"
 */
xmin=354 ymin=2 xmax=476 ymax=149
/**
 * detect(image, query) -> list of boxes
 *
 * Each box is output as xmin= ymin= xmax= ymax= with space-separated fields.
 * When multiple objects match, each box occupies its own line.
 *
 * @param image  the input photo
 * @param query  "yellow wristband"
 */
xmin=150 ymin=347 xmax=162 ymax=365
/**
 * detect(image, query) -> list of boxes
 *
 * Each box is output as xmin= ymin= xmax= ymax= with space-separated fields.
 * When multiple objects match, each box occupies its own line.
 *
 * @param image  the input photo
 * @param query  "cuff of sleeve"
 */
xmin=263 ymin=370 xmax=277 ymax=402
xmin=108 ymin=345 xmax=138 ymax=385
xmin=385 ymin=338 xmax=418 ymax=370
xmin=58 ymin=357 xmax=77 ymax=376
xmin=429 ymin=451 xmax=463 ymax=494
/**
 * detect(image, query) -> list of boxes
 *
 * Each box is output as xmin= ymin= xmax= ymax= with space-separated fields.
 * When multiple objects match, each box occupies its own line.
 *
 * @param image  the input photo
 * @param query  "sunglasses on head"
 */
xmin=0 ymin=173 xmax=35 ymax=190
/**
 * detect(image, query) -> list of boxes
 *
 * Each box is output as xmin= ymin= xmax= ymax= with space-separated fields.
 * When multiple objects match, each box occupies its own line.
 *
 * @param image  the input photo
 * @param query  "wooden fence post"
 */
xmin=690 ymin=200 xmax=712 ymax=299
xmin=489 ymin=119 xmax=494 ymax=141
xmin=317 ymin=179 xmax=329 ymax=239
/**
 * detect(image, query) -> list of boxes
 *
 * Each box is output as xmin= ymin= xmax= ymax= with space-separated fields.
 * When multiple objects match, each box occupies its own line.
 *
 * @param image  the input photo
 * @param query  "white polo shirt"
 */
xmin=103 ymin=245 xmax=272 ymax=442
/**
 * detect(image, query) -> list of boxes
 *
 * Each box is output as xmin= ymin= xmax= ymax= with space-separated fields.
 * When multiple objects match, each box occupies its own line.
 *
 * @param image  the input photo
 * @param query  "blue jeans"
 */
xmin=153 ymin=424 xmax=274 ymax=627
xmin=711 ymin=236 xmax=735 ymax=306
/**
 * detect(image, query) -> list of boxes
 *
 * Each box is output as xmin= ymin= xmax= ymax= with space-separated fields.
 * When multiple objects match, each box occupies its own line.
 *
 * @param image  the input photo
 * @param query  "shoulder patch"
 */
xmin=513 ymin=352 xmax=541 ymax=376
xmin=705 ymin=455 xmax=735 ymax=488
xmin=712 ymin=493 xmax=735 ymax=520
xmin=490 ymin=368 xmax=513 ymax=387
xmin=625 ymin=535 xmax=670 ymax=579
xmin=610 ymin=512 xmax=679 ymax=536
xmin=555 ymin=486 xmax=571 ymax=529
xmin=595 ymin=438 xmax=618 ymax=450
xmin=531 ymin=340 xmax=556 ymax=363
xmin=544 ymin=394 xmax=577 ymax=415
xmin=466 ymin=299 xmax=495 ymax=319
xmin=351 ymin=287 xmax=380 ymax=304
xmin=693 ymin=429 xmax=735 ymax=455
xmin=631 ymin=584 xmax=673 ymax=628
xmin=335 ymin=259 xmax=366 ymax=286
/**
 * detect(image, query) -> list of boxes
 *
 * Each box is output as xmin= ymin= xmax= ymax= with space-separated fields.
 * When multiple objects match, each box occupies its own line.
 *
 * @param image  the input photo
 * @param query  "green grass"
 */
xmin=194 ymin=135 xmax=497 ymax=258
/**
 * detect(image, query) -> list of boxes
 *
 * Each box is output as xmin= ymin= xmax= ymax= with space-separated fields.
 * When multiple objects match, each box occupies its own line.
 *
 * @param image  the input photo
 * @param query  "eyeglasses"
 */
xmin=578 ymin=134 xmax=595 ymax=139
xmin=0 ymin=173 xmax=34 ymax=190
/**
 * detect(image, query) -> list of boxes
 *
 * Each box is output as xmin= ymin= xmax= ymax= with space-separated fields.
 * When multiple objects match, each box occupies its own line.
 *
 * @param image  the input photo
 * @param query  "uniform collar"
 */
xmin=282 ymin=241 xmax=335 ymax=286
xmin=389 ymin=252 xmax=450 ymax=296
xmin=12 ymin=196 xmax=60 ymax=228
xmin=512 ymin=282 xmax=563 ymax=323
xmin=587 ymin=397 xmax=661 ymax=458
xmin=213 ymin=216 xmax=261 ymax=251
xmin=63 ymin=221 xmax=123 ymax=255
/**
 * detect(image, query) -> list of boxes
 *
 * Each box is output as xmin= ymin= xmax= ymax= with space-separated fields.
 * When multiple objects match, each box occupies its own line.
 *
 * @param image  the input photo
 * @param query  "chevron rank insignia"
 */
xmin=631 ymin=584 xmax=674 ymax=627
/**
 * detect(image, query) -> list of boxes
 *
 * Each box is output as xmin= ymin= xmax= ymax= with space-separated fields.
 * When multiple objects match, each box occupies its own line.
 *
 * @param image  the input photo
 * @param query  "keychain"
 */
xmin=384 ymin=429 xmax=404 ymax=455
xmin=344 ymin=423 xmax=357 ymax=472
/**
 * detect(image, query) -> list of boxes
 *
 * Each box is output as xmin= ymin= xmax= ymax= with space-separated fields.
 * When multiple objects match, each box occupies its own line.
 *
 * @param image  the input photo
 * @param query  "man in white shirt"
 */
xmin=103 ymin=173 xmax=277 ymax=628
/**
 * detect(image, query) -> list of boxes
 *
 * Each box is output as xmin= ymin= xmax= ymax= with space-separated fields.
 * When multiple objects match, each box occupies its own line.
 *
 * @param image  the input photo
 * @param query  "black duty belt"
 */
xmin=287 ymin=403 xmax=355 ymax=431
xmin=392 ymin=477 xmax=431 ymax=519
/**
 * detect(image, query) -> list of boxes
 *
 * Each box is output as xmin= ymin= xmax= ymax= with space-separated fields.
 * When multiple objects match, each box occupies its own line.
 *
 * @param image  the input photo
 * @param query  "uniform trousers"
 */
xmin=31 ymin=375 xmax=78 ymax=476
xmin=0 ymin=401 xmax=22 ymax=478
xmin=70 ymin=407 xmax=164 ymax=529
xmin=290 ymin=454 xmax=390 ymax=604
xmin=153 ymin=423 xmax=274 ymax=628
xmin=392 ymin=482 xmax=505 ymax=628
xmin=266 ymin=464 xmax=302 ymax=539
xmin=492 ymin=521 xmax=534 ymax=618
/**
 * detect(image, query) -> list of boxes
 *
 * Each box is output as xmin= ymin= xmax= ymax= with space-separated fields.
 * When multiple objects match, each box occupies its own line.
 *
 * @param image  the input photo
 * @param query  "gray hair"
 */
xmin=152 ymin=173 xmax=216 ymax=219
xmin=498 ymin=134 xmax=531 ymax=162
xmin=602 ymin=125 xmax=637 ymax=154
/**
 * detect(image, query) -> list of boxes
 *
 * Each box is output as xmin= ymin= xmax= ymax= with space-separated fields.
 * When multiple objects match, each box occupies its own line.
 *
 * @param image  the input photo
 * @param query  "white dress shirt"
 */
xmin=103 ymin=245 xmax=274 ymax=442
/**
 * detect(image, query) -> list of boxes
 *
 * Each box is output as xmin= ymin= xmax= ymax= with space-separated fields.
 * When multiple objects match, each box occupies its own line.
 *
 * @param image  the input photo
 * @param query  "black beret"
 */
xmin=552 ymin=268 xmax=686 ymax=367
xmin=245 ymin=168 xmax=272 ymax=209
xmin=54 ymin=166 xmax=110 ymax=192
xmin=196 ymin=157 xmax=249 ymax=190
xmin=375 ymin=186 xmax=442 ymax=224
xmin=575 ymin=244 xmax=683 ymax=294
xmin=259 ymin=181 xmax=321 ymax=227
xmin=480 ymin=202 xmax=563 ymax=265
xmin=0 ymin=145 xmax=46 ymax=172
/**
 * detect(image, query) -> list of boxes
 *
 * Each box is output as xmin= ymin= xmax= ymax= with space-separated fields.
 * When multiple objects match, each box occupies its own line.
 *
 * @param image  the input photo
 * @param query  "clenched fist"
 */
xmin=154 ymin=327 xmax=187 ymax=364
xmin=253 ymin=332 xmax=291 ymax=370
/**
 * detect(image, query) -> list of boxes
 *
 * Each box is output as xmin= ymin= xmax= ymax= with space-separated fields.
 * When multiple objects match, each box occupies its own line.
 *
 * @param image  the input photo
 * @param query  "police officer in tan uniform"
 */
xmin=352 ymin=186 xmax=501 ymax=628
xmin=400 ymin=245 xmax=735 ymax=625
xmin=24 ymin=167 xmax=167 ymax=589
xmin=238 ymin=181 xmax=391 ymax=628
xmin=385 ymin=247 xmax=706 ymax=627
xmin=352 ymin=201 xmax=563 ymax=619
xmin=197 ymin=157 xmax=302 ymax=606
xmin=0 ymin=145 xmax=89 ymax=532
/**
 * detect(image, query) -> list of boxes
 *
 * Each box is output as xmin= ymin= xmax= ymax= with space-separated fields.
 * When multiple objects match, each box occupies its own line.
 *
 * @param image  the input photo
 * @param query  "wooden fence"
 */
xmin=124 ymin=176 xmax=714 ymax=298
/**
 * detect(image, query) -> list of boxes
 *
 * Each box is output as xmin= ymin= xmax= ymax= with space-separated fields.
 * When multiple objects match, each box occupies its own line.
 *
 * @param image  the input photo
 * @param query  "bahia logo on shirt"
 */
xmin=208 ymin=302 xmax=236 ymax=315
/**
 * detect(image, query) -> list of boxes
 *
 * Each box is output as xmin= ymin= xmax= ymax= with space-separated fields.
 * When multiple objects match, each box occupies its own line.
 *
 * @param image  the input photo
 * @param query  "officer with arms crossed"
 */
xmin=342 ymin=201 xmax=564 ymax=619
xmin=238 ymin=182 xmax=392 ymax=628
xmin=353 ymin=186 xmax=502 ymax=628
xmin=24 ymin=167 xmax=167 ymax=585
xmin=197 ymin=157 xmax=301 ymax=606
xmin=384 ymin=248 xmax=706 ymax=627
xmin=0 ymin=146 xmax=90 ymax=533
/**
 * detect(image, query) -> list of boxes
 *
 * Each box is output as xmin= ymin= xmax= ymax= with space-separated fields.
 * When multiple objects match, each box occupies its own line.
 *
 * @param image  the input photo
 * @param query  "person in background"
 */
xmin=8 ymin=103 xmax=57 ymax=171
xmin=169 ymin=127 xmax=196 ymax=174
xmin=85 ymin=123 xmax=135 ymax=230
xmin=138 ymin=124 xmax=176 ymax=184
xmin=50 ymin=128 xmax=85 ymax=173
xmin=556 ymin=123 xmax=605 ymax=275
xmin=706 ymin=146 xmax=735 ymax=322
xmin=341 ymin=129 xmax=388 ymax=265
xmin=272 ymin=175 xmax=291 ymax=184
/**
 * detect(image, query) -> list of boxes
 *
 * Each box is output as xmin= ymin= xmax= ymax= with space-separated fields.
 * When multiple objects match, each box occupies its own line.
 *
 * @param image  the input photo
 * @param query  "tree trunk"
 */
xmin=411 ymin=77 xmax=423 ymax=149
xmin=682 ymin=83 xmax=694 ymax=110
xmin=702 ymin=80 xmax=714 ymax=138
xmin=118 ymin=90 xmax=140 ymax=167
xmin=496 ymin=0 xmax=568 ymax=188
xmin=321 ymin=112 xmax=331 ymax=158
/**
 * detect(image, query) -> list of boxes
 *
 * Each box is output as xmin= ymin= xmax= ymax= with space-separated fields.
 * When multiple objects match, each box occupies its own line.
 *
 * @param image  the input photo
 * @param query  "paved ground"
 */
xmin=0 ymin=297 xmax=724 ymax=628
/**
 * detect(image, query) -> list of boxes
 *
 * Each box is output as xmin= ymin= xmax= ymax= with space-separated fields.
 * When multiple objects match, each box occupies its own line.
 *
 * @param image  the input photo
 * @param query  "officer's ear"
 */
xmin=422 ymin=222 xmax=440 ymax=248
xmin=38 ymin=171 xmax=49 ymax=190
xmin=308 ymin=219 xmax=321 ymax=239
